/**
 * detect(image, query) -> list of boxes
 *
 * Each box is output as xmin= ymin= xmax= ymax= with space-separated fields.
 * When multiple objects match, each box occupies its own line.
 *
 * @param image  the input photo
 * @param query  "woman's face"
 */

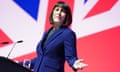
xmin=52 ymin=6 xmax=66 ymax=24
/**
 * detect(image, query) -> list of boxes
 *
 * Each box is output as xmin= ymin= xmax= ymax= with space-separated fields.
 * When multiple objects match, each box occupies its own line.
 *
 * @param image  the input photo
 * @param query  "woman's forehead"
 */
xmin=54 ymin=6 xmax=63 ymax=9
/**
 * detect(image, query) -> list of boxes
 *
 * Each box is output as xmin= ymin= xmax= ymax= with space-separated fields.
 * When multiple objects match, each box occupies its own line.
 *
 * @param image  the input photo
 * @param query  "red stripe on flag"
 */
xmin=75 ymin=26 xmax=120 ymax=72
xmin=0 ymin=29 xmax=13 ymax=48
xmin=12 ymin=52 xmax=37 ymax=62
xmin=84 ymin=0 xmax=118 ymax=18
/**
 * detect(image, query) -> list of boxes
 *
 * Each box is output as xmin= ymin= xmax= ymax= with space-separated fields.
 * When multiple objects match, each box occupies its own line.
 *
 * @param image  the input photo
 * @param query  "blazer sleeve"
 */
xmin=64 ymin=30 xmax=78 ymax=70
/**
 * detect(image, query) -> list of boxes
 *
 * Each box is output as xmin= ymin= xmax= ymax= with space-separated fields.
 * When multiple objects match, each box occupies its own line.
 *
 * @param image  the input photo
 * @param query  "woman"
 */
xmin=22 ymin=1 xmax=87 ymax=72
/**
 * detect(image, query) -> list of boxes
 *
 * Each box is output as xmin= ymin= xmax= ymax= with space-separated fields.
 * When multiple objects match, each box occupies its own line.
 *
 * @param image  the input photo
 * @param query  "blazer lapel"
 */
xmin=44 ymin=27 xmax=65 ymax=49
xmin=40 ymin=28 xmax=52 ymax=48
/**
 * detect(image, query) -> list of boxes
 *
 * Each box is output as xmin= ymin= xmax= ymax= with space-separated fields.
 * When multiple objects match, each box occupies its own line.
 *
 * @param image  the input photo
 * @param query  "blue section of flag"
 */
xmin=84 ymin=0 xmax=88 ymax=4
xmin=13 ymin=0 xmax=40 ymax=21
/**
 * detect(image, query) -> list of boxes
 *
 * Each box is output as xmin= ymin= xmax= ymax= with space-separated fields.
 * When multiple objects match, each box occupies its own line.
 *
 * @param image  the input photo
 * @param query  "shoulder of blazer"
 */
xmin=64 ymin=28 xmax=76 ymax=36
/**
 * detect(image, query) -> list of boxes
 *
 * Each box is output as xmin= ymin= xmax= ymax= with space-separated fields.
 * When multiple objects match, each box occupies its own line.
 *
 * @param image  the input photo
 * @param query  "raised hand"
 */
xmin=73 ymin=59 xmax=88 ymax=70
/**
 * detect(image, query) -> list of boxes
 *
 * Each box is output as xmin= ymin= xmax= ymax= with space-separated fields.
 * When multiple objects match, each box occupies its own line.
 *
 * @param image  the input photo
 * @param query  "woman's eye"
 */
xmin=56 ymin=8 xmax=59 ymax=11
xmin=61 ymin=9 xmax=65 ymax=12
xmin=61 ymin=9 xmax=64 ymax=12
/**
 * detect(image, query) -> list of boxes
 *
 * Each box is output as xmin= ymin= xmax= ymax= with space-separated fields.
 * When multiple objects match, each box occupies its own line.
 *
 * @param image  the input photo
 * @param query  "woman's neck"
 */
xmin=53 ymin=24 xmax=61 ymax=30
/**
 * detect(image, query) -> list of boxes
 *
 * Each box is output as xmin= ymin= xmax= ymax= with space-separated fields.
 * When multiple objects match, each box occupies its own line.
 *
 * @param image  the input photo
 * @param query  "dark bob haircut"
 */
xmin=49 ymin=1 xmax=72 ymax=27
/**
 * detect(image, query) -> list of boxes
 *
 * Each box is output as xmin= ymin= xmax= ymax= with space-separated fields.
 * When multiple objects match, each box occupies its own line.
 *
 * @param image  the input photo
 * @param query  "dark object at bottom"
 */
xmin=0 ymin=56 xmax=31 ymax=72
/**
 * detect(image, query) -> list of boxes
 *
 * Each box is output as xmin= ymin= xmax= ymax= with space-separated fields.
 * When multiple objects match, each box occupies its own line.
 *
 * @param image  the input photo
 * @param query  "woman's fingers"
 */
xmin=75 ymin=59 xmax=84 ymax=64
xmin=73 ymin=59 xmax=88 ymax=69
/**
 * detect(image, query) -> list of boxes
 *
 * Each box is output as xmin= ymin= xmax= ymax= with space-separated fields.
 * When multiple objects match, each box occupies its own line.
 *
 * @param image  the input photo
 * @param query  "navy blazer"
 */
xmin=31 ymin=27 xmax=78 ymax=72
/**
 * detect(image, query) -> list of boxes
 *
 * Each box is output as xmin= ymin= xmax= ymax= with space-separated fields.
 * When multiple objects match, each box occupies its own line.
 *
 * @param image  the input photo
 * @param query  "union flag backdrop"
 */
xmin=0 ymin=0 xmax=120 ymax=72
